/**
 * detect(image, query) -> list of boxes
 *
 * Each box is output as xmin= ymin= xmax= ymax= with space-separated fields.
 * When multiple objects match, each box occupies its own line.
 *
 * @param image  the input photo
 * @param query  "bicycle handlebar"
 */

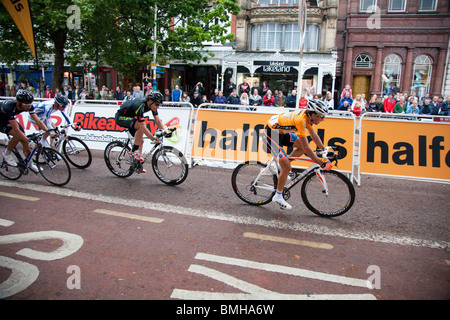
xmin=154 ymin=127 xmax=176 ymax=139
xmin=316 ymin=146 xmax=344 ymax=166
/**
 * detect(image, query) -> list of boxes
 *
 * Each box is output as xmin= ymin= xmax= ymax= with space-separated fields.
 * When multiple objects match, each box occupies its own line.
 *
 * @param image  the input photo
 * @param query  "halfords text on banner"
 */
xmin=360 ymin=118 xmax=450 ymax=181
xmin=192 ymin=108 xmax=355 ymax=172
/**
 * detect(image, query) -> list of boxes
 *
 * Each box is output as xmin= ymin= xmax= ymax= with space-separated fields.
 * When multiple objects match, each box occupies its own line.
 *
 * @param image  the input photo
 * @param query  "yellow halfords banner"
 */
xmin=192 ymin=109 xmax=355 ymax=172
xmin=360 ymin=119 xmax=450 ymax=180
xmin=1 ymin=0 xmax=36 ymax=58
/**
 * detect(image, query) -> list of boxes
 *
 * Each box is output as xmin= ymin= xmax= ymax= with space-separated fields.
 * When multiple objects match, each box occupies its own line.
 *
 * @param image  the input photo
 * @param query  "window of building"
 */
xmin=360 ymin=0 xmax=377 ymax=12
xmin=419 ymin=0 xmax=437 ymax=11
xmin=251 ymin=23 xmax=320 ymax=52
xmin=389 ymin=0 xmax=407 ymax=11
xmin=382 ymin=54 xmax=402 ymax=95
xmin=354 ymin=53 xmax=373 ymax=68
xmin=412 ymin=55 xmax=433 ymax=99
xmin=257 ymin=0 xmax=298 ymax=5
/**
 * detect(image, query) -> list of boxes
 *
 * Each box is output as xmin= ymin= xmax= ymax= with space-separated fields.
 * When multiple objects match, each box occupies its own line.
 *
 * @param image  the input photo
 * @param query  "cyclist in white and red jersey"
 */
xmin=265 ymin=99 xmax=333 ymax=210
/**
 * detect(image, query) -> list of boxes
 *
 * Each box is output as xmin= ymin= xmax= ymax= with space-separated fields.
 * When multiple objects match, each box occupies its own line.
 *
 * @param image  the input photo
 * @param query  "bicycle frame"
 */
xmin=253 ymin=155 xmax=328 ymax=195
xmin=123 ymin=130 xmax=163 ymax=164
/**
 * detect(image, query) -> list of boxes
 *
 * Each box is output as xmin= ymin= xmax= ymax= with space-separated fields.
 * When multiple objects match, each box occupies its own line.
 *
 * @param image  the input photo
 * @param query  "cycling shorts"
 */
xmin=0 ymin=119 xmax=24 ymax=135
xmin=115 ymin=112 xmax=137 ymax=136
xmin=263 ymin=125 xmax=298 ymax=160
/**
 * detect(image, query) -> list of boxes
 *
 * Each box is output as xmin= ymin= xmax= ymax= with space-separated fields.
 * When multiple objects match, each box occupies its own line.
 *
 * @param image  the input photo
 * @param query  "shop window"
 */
xmin=419 ymin=0 xmax=437 ymax=11
xmin=354 ymin=53 xmax=373 ymax=68
xmin=412 ymin=55 xmax=433 ymax=99
xmin=360 ymin=0 xmax=377 ymax=12
xmin=381 ymin=54 xmax=402 ymax=95
xmin=389 ymin=0 xmax=406 ymax=11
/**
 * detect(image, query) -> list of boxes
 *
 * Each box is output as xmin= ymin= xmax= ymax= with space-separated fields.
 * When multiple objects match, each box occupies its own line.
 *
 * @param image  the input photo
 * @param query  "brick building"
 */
xmin=336 ymin=0 xmax=450 ymax=100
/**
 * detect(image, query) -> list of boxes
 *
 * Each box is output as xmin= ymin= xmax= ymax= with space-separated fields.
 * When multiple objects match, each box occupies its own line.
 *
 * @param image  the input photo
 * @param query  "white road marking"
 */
xmin=171 ymin=252 xmax=377 ymax=300
xmin=0 ymin=218 xmax=14 ymax=227
xmin=0 ymin=256 xmax=39 ymax=299
xmin=0 ymin=180 xmax=448 ymax=250
xmin=243 ymin=232 xmax=334 ymax=250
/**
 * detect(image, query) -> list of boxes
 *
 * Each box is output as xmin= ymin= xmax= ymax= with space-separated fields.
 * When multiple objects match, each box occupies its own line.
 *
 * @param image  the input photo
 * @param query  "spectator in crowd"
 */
xmin=249 ymin=88 xmax=262 ymax=106
xmin=4 ymin=84 xmax=11 ymax=97
xmin=420 ymin=98 xmax=432 ymax=115
xmin=261 ymin=81 xmax=269 ymax=97
xmin=262 ymin=90 xmax=275 ymax=106
xmin=191 ymin=91 xmax=202 ymax=108
xmin=394 ymin=95 xmax=407 ymax=113
xmin=367 ymin=95 xmax=381 ymax=112
xmin=62 ymin=85 xmax=72 ymax=100
xmin=430 ymin=95 xmax=442 ymax=115
xmin=240 ymin=92 xmax=249 ymax=106
xmin=225 ymin=78 xmax=236 ymax=97
xmin=352 ymin=94 xmax=366 ymax=113
xmin=210 ymin=88 xmax=219 ymax=103
xmin=91 ymin=85 xmax=101 ymax=100
xmin=352 ymin=101 xmax=362 ymax=117
xmin=106 ymin=89 xmax=114 ymax=100
xmin=44 ymin=85 xmax=55 ymax=98
xmin=227 ymin=89 xmax=241 ymax=105
xmin=305 ymin=87 xmax=313 ymax=100
xmin=73 ymin=84 xmax=83 ymax=102
xmin=181 ymin=91 xmax=190 ymax=103
xmin=100 ymin=85 xmax=108 ymax=100
xmin=132 ymin=86 xmax=144 ymax=100
xmin=337 ymin=99 xmax=350 ymax=111
xmin=439 ymin=96 xmax=450 ymax=115
xmin=274 ymin=90 xmax=286 ymax=108
xmin=80 ymin=88 xmax=88 ymax=100
xmin=172 ymin=85 xmax=182 ymax=102
xmin=341 ymin=84 xmax=353 ymax=99
xmin=201 ymin=94 xmax=208 ymax=104
xmin=298 ymin=93 xmax=308 ymax=108
xmin=238 ymin=78 xmax=250 ymax=96
xmin=250 ymin=80 xmax=260 ymax=97
xmin=338 ymin=91 xmax=353 ymax=110
xmin=114 ymin=86 xmax=124 ymax=100
xmin=323 ymin=91 xmax=334 ymax=110
xmin=213 ymin=91 xmax=227 ymax=104
xmin=383 ymin=93 xmax=396 ymax=113
xmin=163 ymin=88 xmax=171 ymax=101
xmin=286 ymin=90 xmax=297 ymax=108
xmin=193 ymin=82 xmax=205 ymax=97
xmin=406 ymin=99 xmax=420 ymax=114
xmin=123 ymin=91 xmax=132 ymax=101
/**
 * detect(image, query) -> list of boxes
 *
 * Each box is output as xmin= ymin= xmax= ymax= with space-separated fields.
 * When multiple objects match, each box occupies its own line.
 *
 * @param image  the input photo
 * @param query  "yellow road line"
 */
xmin=243 ymin=232 xmax=334 ymax=250
xmin=93 ymin=209 xmax=164 ymax=224
xmin=0 ymin=191 xmax=40 ymax=202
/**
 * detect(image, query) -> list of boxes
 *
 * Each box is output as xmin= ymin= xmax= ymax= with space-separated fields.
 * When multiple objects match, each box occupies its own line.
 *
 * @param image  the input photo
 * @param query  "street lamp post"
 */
xmin=152 ymin=3 xmax=158 ymax=91
xmin=296 ymin=0 xmax=307 ymax=109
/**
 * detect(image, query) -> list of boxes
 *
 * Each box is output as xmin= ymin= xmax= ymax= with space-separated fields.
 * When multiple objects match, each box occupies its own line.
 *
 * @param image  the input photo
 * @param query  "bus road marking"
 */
xmin=243 ymin=232 xmax=334 ymax=250
xmin=93 ymin=209 xmax=164 ymax=224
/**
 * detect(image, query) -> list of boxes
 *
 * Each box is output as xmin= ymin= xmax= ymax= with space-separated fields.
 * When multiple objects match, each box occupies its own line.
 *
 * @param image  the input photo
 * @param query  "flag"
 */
xmin=1 ymin=0 xmax=36 ymax=58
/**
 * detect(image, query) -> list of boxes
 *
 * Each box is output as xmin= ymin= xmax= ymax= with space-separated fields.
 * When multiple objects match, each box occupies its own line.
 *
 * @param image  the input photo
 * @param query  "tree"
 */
xmin=0 ymin=0 xmax=240 ymax=89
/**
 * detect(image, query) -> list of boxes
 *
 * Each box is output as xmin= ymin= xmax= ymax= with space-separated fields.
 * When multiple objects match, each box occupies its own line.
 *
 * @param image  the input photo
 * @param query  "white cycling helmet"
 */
xmin=307 ymin=99 xmax=328 ymax=116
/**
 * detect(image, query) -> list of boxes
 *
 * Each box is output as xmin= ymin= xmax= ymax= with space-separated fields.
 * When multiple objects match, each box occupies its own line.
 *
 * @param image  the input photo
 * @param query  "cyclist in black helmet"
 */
xmin=0 ymin=89 xmax=49 ymax=168
xmin=114 ymin=91 xmax=165 ymax=162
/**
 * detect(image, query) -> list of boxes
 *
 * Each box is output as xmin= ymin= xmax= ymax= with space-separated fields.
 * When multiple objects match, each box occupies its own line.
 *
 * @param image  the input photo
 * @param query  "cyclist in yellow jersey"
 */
xmin=264 ymin=99 xmax=333 ymax=210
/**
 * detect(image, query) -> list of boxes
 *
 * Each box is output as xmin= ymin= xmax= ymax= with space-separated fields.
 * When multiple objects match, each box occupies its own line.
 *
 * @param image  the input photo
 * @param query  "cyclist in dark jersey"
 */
xmin=0 ymin=89 xmax=48 ymax=167
xmin=115 ymin=91 xmax=165 ymax=161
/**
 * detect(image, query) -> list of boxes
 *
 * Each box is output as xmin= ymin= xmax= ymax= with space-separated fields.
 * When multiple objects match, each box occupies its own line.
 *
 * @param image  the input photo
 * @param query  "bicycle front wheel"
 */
xmin=104 ymin=141 xmax=134 ymax=177
xmin=231 ymin=161 xmax=277 ymax=205
xmin=0 ymin=143 xmax=23 ymax=180
xmin=301 ymin=169 xmax=355 ymax=217
xmin=62 ymin=137 xmax=92 ymax=169
xmin=152 ymin=146 xmax=188 ymax=185
xmin=36 ymin=148 xmax=71 ymax=186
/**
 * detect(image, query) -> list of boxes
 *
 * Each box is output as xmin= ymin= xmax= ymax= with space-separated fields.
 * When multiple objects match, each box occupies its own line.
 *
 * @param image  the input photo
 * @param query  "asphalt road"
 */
xmin=0 ymin=150 xmax=449 ymax=301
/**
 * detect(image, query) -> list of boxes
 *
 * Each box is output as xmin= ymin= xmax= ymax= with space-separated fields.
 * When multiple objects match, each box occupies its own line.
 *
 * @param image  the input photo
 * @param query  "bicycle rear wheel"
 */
xmin=151 ymin=146 xmax=188 ymax=185
xmin=231 ymin=161 xmax=277 ymax=205
xmin=104 ymin=141 xmax=134 ymax=177
xmin=62 ymin=137 xmax=92 ymax=169
xmin=0 ymin=143 xmax=23 ymax=180
xmin=301 ymin=169 xmax=355 ymax=217
xmin=36 ymin=148 xmax=71 ymax=186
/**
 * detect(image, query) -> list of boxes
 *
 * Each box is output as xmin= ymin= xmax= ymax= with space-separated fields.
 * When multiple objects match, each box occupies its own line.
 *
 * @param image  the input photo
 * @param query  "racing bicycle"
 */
xmin=231 ymin=146 xmax=355 ymax=217
xmin=52 ymin=122 xmax=92 ymax=169
xmin=104 ymin=127 xmax=189 ymax=185
xmin=0 ymin=129 xmax=71 ymax=186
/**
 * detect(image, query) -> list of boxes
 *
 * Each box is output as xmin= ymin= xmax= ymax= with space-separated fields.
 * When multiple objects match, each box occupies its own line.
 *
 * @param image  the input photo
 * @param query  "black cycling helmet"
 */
xmin=306 ymin=99 xmax=328 ymax=116
xmin=55 ymin=93 xmax=69 ymax=108
xmin=16 ymin=89 xmax=34 ymax=104
xmin=146 ymin=91 xmax=163 ymax=104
